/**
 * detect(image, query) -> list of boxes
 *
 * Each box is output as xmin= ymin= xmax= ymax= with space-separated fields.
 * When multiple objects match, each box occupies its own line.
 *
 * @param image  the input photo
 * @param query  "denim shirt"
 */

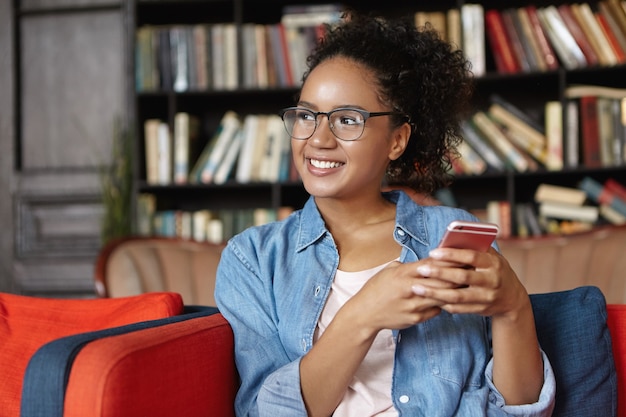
xmin=215 ymin=191 xmax=556 ymax=417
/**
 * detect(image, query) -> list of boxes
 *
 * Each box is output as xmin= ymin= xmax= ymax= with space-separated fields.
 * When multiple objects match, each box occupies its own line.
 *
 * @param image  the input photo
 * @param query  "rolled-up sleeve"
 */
xmin=485 ymin=350 xmax=556 ymax=417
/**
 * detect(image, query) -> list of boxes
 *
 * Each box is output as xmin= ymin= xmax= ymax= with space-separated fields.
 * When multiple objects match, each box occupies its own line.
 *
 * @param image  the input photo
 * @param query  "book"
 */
xmin=599 ymin=1 xmax=626 ymax=56
xmin=565 ymin=84 xmax=626 ymax=99
xmin=460 ymin=120 xmax=507 ymax=171
xmin=596 ymin=10 xmax=626 ymax=63
xmin=461 ymin=4 xmax=486 ymax=77
xmin=538 ymin=200 xmax=600 ymax=223
xmin=144 ymin=118 xmax=161 ymax=185
xmin=603 ymin=0 xmax=626 ymax=41
xmin=170 ymin=26 xmax=189 ymax=92
xmin=565 ymin=99 xmax=580 ymax=168
xmin=535 ymin=183 xmax=587 ymax=206
xmin=199 ymin=111 xmax=241 ymax=184
xmin=579 ymin=176 xmax=626 ymax=217
xmin=571 ymin=3 xmax=618 ymax=66
xmin=157 ymin=121 xmax=172 ymax=185
xmin=211 ymin=24 xmax=225 ymax=89
xmin=484 ymin=9 xmax=520 ymax=74
xmin=596 ymin=97 xmax=617 ymax=166
xmin=487 ymin=102 xmax=546 ymax=149
xmin=173 ymin=112 xmax=200 ymax=184
xmin=457 ymin=140 xmax=488 ymax=175
xmin=600 ymin=203 xmax=626 ymax=224
xmin=213 ymin=129 xmax=243 ymax=185
xmin=524 ymin=5 xmax=560 ymax=70
xmin=508 ymin=8 xmax=542 ymax=71
xmin=414 ymin=11 xmax=447 ymax=40
xmin=605 ymin=178 xmax=626 ymax=201
xmin=446 ymin=8 xmax=462 ymax=50
xmin=188 ymin=113 xmax=230 ymax=183
xmin=557 ymin=4 xmax=600 ymax=66
xmin=223 ymin=23 xmax=239 ymax=89
xmin=544 ymin=100 xmax=564 ymax=171
xmin=236 ymin=114 xmax=261 ymax=183
xmin=537 ymin=6 xmax=587 ymax=69
xmin=579 ymin=96 xmax=603 ymax=168
xmin=516 ymin=7 xmax=548 ymax=71
xmin=500 ymin=9 xmax=531 ymax=72
xmin=471 ymin=111 xmax=529 ymax=172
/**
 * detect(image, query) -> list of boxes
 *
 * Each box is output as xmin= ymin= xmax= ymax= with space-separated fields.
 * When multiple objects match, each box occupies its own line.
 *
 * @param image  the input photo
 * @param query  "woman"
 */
xmin=215 ymin=12 xmax=555 ymax=417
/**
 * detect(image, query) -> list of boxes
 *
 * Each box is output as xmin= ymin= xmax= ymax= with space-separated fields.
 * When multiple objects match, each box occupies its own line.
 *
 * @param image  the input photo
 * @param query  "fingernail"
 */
xmin=412 ymin=285 xmax=426 ymax=295
xmin=417 ymin=265 xmax=431 ymax=276
xmin=429 ymin=249 xmax=444 ymax=259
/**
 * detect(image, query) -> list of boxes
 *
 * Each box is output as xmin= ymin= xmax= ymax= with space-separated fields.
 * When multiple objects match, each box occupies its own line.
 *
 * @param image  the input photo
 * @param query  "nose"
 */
xmin=308 ymin=114 xmax=336 ymax=147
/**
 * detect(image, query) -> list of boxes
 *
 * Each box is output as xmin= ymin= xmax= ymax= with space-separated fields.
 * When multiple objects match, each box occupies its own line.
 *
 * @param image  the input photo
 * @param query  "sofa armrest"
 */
xmin=22 ymin=310 xmax=237 ymax=417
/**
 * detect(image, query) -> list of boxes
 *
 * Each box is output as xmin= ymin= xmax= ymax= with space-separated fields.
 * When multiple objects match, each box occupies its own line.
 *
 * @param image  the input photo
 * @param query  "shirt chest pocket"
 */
xmin=422 ymin=314 xmax=489 ymax=388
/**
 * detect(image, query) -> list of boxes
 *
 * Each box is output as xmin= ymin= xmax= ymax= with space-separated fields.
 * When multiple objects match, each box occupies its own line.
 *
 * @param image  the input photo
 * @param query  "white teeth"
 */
xmin=310 ymin=159 xmax=343 ymax=169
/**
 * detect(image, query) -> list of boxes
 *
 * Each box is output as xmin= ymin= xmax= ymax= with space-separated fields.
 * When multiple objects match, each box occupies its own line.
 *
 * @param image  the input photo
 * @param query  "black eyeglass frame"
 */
xmin=279 ymin=107 xmax=409 ymax=141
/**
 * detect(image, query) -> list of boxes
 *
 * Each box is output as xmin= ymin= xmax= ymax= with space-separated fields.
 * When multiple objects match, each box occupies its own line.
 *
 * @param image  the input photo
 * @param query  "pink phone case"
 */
xmin=437 ymin=221 xmax=499 ymax=252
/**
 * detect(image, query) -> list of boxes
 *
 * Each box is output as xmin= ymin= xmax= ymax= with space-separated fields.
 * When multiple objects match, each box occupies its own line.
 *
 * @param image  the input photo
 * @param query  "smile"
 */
xmin=309 ymin=159 xmax=344 ymax=169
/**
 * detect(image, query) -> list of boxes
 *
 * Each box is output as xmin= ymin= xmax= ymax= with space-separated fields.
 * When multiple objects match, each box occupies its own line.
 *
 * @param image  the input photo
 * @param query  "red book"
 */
xmin=557 ymin=4 xmax=601 ymax=66
xmin=605 ymin=178 xmax=626 ymax=202
xmin=524 ymin=5 xmax=560 ymax=70
xmin=579 ymin=96 xmax=602 ymax=168
xmin=596 ymin=12 xmax=626 ymax=63
xmin=484 ymin=9 xmax=520 ymax=74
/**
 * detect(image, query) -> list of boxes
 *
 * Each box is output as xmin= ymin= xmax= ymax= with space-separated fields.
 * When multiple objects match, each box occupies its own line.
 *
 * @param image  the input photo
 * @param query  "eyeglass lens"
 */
xmin=282 ymin=108 xmax=365 ymax=141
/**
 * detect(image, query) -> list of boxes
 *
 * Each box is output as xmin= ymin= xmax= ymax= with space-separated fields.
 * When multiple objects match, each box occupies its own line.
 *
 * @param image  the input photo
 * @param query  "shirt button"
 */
xmin=399 ymin=395 xmax=410 ymax=404
xmin=396 ymin=229 xmax=406 ymax=237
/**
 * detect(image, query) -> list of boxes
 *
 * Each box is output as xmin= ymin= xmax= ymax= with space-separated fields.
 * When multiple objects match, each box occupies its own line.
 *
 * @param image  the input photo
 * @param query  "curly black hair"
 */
xmin=301 ymin=12 xmax=474 ymax=194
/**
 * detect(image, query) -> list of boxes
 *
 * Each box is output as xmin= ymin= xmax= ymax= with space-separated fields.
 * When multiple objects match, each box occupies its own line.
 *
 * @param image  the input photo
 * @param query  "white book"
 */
xmin=544 ymin=100 xmax=563 ymax=171
xmin=461 ymin=4 xmax=485 ymax=76
xmin=144 ymin=119 xmax=161 ymax=185
xmin=171 ymin=27 xmax=189 ymax=92
xmin=213 ymin=129 xmax=243 ymax=185
xmin=200 ymin=111 xmax=241 ymax=183
xmin=157 ymin=122 xmax=172 ymax=185
xmin=173 ymin=112 xmax=196 ymax=184
xmin=537 ymin=6 xmax=586 ymax=70
xmin=236 ymin=114 xmax=261 ymax=183
xmin=539 ymin=201 xmax=599 ymax=223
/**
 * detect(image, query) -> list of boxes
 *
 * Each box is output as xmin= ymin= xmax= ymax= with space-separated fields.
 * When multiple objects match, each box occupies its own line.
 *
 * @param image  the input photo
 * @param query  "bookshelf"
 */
xmin=130 ymin=0 xmax=626 ymax=240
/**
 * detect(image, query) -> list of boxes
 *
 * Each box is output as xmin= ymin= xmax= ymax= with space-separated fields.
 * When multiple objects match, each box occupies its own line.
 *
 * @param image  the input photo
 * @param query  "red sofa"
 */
xmin=2 ymin=286 xmax=624 ymax=417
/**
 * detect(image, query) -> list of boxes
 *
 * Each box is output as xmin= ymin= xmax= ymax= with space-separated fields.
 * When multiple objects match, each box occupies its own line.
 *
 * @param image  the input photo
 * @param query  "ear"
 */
xmin=388 ymin=122 xmax=411 ymax=161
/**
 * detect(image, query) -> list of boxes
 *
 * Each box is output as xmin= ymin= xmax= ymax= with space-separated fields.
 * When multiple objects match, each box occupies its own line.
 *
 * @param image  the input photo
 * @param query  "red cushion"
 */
xmin=608 ymin=305 xmax=626 ymax=417
xmin=0 ymin=292 xmax=183 ymax=417
xmin=64 ymin=313 xmax=237 ymax=417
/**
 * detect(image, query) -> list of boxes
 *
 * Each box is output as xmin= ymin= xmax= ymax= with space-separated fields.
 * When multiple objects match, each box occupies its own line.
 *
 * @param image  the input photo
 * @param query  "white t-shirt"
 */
xmin=314 ymin=260 xmax=399 ymax=417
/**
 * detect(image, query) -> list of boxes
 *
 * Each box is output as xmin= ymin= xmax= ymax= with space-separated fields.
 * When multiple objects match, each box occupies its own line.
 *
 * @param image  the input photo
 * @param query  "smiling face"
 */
xmin=292 ymin=57 xmax=409 ymax=202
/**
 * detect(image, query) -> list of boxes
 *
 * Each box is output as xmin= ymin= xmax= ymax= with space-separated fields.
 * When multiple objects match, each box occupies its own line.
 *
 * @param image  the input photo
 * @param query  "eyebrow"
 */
xmin=296 ymin=101 xmax=368 ymax=111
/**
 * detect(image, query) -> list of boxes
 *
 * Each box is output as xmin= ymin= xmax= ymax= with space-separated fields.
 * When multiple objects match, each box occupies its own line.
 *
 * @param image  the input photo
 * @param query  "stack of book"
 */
xmin=144 ymin=111 xmax=296 ymax=187
xmin=135 ymin=4 xmax=342 ymax=92
xmin=138 ymin=204 xmax=295 ymax=243
xmin=483 ymin=1 xmax=626 ymax=74
xmin=456 ymin=87 xmax=626 ymax=175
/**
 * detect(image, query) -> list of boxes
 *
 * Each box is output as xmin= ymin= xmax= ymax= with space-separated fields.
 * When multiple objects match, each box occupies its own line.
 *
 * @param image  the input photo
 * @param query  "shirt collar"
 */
xmin=296 ymin=190 xmax=430 ymax=251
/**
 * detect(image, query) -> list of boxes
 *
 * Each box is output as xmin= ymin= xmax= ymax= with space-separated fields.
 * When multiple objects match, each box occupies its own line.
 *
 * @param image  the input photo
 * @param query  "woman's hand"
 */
xmin=342 ymin=261 xmax=457 ymax=335
xmin=409 ymin=247 xmax=544 ymax=405
xmin=409 ymin=247 xmax=528 ymax=319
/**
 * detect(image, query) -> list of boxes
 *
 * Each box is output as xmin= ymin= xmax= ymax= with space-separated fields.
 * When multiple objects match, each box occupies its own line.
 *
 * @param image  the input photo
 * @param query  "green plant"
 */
xmin=100 ymin=119 xmax=134 ymax=245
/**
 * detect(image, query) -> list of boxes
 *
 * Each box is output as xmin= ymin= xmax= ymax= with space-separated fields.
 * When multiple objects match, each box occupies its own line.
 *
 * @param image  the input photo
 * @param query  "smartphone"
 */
xmin=437 ymin=220 xmax=499 ymax=252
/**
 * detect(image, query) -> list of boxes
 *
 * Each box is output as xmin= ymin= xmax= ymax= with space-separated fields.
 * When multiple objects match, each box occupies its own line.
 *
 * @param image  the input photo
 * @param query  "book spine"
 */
xmin=596 ymin=11 xmax=626 ymax=63
xmin=579 ymin=96 xmax=603 ymax=168
xmin=557 ymin=4 xmax=600 ymax=66
xmin=605 ymin=178 xmax=626 ymax=201
xmin=500 ymin=9 xmax=531 ymax=72
xmin=484 ymin=9 xmax=520 ymax=74
xmin=525 ymin=5 xmax=560 ymax=70
xmin=579 ymin=176 xmax=626 ymax=217
xmin=472 ymin=112 xmax=529 ymax=172
xmin=544 ymin=100 xmax=564 ymax=171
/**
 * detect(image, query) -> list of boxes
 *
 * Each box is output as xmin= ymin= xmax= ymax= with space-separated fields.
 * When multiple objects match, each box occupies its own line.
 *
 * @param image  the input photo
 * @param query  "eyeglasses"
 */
xmin=279 ymin=107 xmax=408 ymax=141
